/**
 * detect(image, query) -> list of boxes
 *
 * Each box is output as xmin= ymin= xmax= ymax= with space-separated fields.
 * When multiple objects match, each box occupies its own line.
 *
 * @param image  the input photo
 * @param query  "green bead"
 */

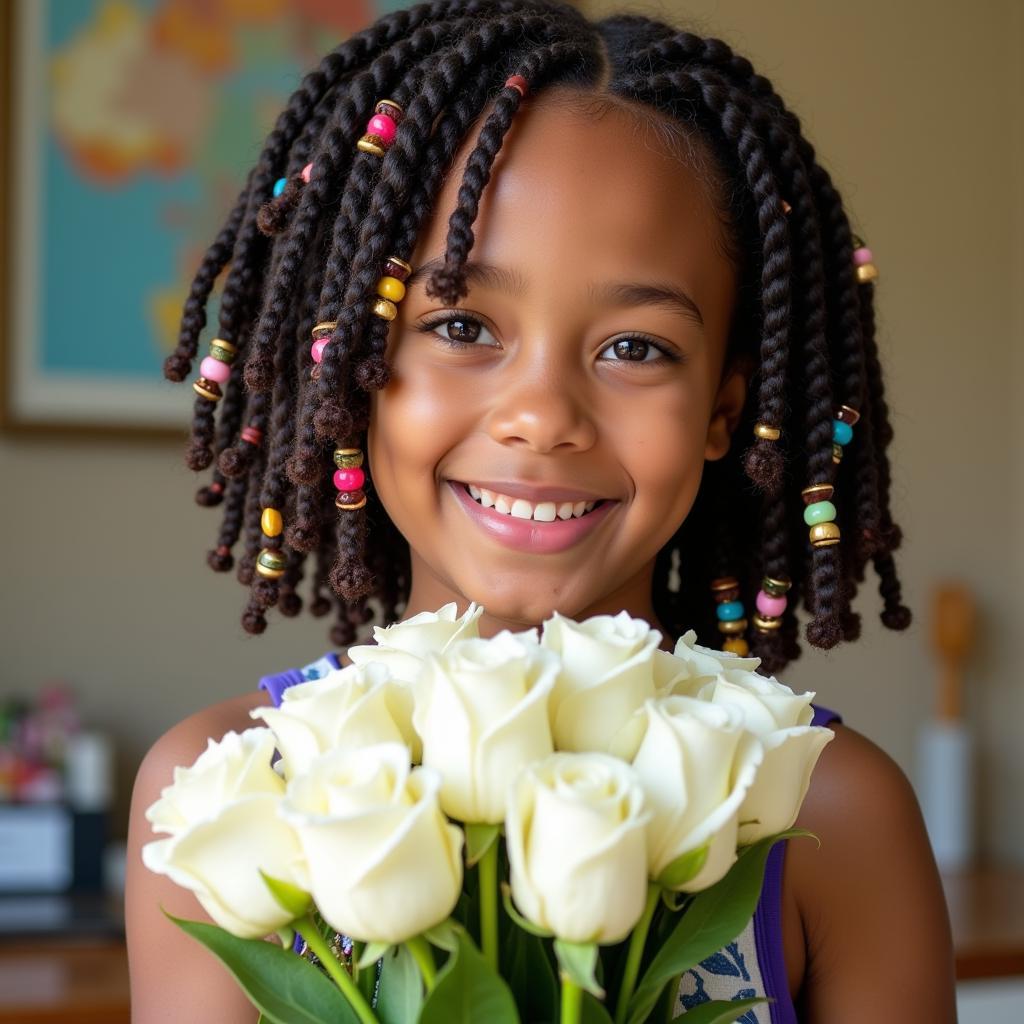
xmin=803 ymin=500 xmax=837 ymax=526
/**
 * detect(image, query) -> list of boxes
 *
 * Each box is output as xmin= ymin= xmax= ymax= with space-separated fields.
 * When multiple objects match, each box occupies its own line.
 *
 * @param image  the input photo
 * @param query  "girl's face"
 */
xmin=369 ymin=90 xmax=746 ymax=636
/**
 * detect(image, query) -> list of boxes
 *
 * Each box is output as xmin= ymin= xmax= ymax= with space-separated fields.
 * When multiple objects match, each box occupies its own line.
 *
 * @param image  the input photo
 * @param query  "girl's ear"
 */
xmin=705 ymin=358 xmax=751 ymax=462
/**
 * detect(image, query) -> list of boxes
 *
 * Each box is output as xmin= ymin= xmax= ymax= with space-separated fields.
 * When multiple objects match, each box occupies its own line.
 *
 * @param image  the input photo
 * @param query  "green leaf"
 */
xmin=679 ymin=997 xmax=769 ymax=1023
xmin=376 ymin=944 xmax=424 ymax=1024
xmin=503 ymin=920 xmax=558 ymax=1024
xmin=501 ymin=882 xmax=553 ymax=938
xmin=581 ymin=990 xmax=615 ymax=1024
xmin=554 ymin=940 xmax=604 ymax=999
xmin=166 ymin=912 xmax=358 ymax=1024
xmin=418 ymin=924 xmax=520 ymax=1024
xmin=626 ymin=829 xmax=807 ymax=1024
xmin=657 ymin=845 xmax=710 ymax=891
xmin=356 ymin=941 xmax=391 ymax=971
xmin=464 ymin=823 xmax=501 ymax=867
xmin=259 ymin=870 xmax=312 ymax=918
xmin=424 ymin=919 xmax=459 ymax=952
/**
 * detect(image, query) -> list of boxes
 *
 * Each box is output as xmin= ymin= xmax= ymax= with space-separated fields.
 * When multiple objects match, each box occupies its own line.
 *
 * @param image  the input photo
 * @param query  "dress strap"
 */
xmin=257 ymin=651 xmax=342 ymax=707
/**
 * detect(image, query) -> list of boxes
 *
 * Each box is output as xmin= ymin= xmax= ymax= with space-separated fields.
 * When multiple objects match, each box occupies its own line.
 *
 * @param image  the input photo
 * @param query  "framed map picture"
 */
xmin=1 ymin=0 xmax=405 ymax=434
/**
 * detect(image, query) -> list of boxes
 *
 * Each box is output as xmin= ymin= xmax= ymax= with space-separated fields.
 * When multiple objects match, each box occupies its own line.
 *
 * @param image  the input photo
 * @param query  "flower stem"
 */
xmin=295 ymin=917 xmax=379 ymax=1024
xmin=478 ymin=836 xmax=499 ymax=970
xmin=406 ymin=935 xmax=437 ymax=992
xmin=560 ymin=973 xmax=583 ymax=1024
xmin=614 ymin=883 xmax=660 ymax=1024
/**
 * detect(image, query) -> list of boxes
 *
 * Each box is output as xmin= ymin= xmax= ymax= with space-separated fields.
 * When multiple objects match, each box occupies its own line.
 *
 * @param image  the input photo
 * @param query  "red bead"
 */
xmin=505 ymin=75 xmax=529 ymax=97
xmin=241 ymin=426 xmax=263 ymax=446
xmin=367 ymin=113 xmax=396 ymax=145
xmin=334 ymin=467 xmax=365 ymax=492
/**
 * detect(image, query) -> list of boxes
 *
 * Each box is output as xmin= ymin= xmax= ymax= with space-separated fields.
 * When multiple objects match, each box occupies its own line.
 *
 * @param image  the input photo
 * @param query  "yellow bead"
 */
xmin=376 ymin=276 xmax=406 ymax=302
xmin=810 ymin=522 xmax=841 ymax=547
xmin=261 ymin=508 xmax=283 ymax=537
xmin=753 ymin=422 xmax=781 ymax=441
xmin=856 ymin=263 xmax=879 ymax=284
xmin=372 ymin=297 xmax=397 ymax=321
xmin=722 ymin=637 xmax=750 ymax=656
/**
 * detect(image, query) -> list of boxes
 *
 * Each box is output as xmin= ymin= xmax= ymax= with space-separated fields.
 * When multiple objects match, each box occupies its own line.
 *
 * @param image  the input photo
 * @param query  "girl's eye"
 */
xmin=598 ymin=335 xmax=676 ymax=365
xmin=416 ymin=312 xmax=499 ymax=348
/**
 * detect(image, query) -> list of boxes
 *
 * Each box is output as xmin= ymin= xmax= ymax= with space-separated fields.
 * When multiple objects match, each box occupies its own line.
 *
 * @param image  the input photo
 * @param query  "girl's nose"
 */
xmin=483 ymin=360 xmax=598 ymax=454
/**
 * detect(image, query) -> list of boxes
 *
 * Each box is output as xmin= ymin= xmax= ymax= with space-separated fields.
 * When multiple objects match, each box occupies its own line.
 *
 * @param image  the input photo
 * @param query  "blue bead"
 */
xmin=832 ymin=419 xmax=854 ymax=446
xmin=716 ymin=600 xmax=745 ymax=622
xmin=273 ymin=177 xmax=287 ymax=198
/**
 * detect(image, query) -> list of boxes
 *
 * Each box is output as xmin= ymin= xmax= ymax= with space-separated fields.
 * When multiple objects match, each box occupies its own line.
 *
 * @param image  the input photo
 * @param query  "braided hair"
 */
xmin=166 ymin=0 xmax=909 ymax=671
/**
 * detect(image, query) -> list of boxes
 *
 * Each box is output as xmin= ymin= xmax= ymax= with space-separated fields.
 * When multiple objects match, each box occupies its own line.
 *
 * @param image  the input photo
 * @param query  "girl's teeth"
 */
xmin=464 ymin=483 xmax=602 ymax=521
xmin=510 ymin=499 xmax=533 ymax=520
xmin=532 ymin=501 xmax=557 ymax=522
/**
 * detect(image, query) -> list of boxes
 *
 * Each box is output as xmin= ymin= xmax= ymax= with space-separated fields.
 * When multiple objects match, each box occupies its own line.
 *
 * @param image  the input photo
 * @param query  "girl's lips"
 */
xmin=447 ymin=480 xmax=617 ymax=554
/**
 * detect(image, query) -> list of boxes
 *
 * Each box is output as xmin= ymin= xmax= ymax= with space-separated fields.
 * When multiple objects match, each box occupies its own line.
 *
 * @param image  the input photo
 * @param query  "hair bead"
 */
xmin=333 ymin=448 xmax=364 ymax=469
xmin=722 ymin=637 xmax=750 ymax=656
xmin=357 ymin=99 xmax=404 ymax=156
xmin=240 ymin=425 xmax=263 ymax=446
xmin=255 ymin=548 xmax=287 ymax=579
xmin=761 ymin=575 xmax=792 ymax=598
xmin=717 ymin=617 xmax=748 ymax=635
xmin=505 ymin=74 xmax=529 ymax=97
xmin=261 ymin=508 xmax=283 ymax=537
xmin=372 ymin=297 xmax=398 ymax=321
xmin=753 ymin=422 xmax=781 ymax=441
xmin=809 ymin=522 xmax=842 ymax=547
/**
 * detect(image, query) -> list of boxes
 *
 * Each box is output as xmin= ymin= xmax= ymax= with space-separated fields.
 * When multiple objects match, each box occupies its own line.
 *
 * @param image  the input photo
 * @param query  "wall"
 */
xmin=2 ymin=0 xmax=1021 ymax=861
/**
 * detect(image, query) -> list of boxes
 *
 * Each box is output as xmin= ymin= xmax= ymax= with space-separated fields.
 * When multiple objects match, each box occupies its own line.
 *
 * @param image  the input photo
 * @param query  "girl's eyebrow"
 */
xmin=407 ymin=256 xmax=703 ymax=325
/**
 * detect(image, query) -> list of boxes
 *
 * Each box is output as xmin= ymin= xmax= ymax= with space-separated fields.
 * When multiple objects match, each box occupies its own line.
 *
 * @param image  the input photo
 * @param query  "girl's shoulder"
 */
xmin=788 ymin=721 xmax=957 ymax=1019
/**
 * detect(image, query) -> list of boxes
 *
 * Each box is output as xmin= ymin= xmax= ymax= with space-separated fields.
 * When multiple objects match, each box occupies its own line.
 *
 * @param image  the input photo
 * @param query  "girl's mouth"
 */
xmin=447 ymin=480 xmax=616 ymax=555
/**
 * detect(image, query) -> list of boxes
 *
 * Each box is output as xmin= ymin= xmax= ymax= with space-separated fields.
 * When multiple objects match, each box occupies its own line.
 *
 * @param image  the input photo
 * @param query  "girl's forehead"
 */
xmin=413 ymin=89 xmax=735 ymax=312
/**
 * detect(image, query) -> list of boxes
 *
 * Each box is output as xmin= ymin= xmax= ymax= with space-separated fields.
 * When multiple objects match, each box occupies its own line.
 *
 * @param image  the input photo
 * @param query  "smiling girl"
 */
xmin=126 ymin=2 xmax=956 ymax=1020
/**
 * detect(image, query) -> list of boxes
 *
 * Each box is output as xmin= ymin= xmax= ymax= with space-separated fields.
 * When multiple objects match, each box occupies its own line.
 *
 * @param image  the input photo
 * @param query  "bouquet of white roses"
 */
xmin=143 ymin=605 xmax=833 ymax=1024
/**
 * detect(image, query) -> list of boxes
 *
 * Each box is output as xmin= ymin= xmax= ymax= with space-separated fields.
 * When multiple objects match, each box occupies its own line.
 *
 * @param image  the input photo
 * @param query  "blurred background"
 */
xmin=0 ymin=0 xmax=1020 ymax=1020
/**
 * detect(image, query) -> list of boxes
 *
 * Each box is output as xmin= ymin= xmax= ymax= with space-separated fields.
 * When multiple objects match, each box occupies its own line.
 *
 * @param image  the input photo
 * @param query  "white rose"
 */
xmin=541 ymin=611 xmax=662 ymax=758
xmin=280 ymin=743 xmax=463 ymax=945
xmin=630 ymin=697 xmax=764 ymax=892
xmin=506 ymin=752 xmax=650 ymax=944
xmin=700 ymin=669 xmax=833 ymax=843
xmin=669 ymin=629 xmax=762 ymax=683
xmin=250 ymin=662 xmax=408 ymax=778
xmin=413 ymin=631 xmax=557 ymax=824
xmin=347 ymin=601 xmax=483 ymax=682
xmin=142 ymin=729 xmax=305 ymax=938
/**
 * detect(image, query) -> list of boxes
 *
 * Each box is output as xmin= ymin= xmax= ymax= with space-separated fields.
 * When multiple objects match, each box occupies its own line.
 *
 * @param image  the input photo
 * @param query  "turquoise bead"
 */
xmin=832 ymin=419 xmax=854 ymax=446
xmin=273 ymin=177 xmax=287 ymax=197
xmin=803 ymin=500 xmax=837 ymax=526
xmin=716 ymin=600 xmax=745 ymax=622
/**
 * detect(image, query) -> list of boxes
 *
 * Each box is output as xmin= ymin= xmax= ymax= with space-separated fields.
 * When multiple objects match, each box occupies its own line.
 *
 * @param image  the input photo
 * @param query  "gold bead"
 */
xmin=375 ymin=99 xmax=404 ymax=121
xmin=762 ymin=575 xmax=792 ymax=597
xmin=753 ymin=613 xmax=783 ymax=632
xmin=717 ymin=618 xmax=748 ymax=635
xmin=832 ymin=443 xmax=843 ymax=464
xmin=312 ymin=321 xmax=337 ymax=337
xmin=836 ymin=404 xmax=861 ymax=426
xmin=801 ymin=483 xmax=835 ymax=505
xmin=261 ymin=508 xmax=283 ymax=538
xmin=722 ymin=637 xmax=750 ymax=656
xmin=209 ymin=339 xmax=238 ymax=363
xmin=376 ymin=275 xmax=406 ymax=302
xmin=372 ymin=297 xmax=398 ymax=321
xmin=357 ymin=134 xmax=386 ymax=157
xmin=710 ymin=576 xmax=740 ymax=593
xmin=753 ymin=422 xmax=781 ymax=441
xmin=809 ymin=522 xmax=841 ymax=547
xmin=256 ymin=548 xmax=287 ymax=579
xmin=333 ymin=448 xmax=364 ymax=469
xmin=192 ymin=378 xmax=222 ymax=401
xmin=856 ymin=263 xmax=879 ymax=284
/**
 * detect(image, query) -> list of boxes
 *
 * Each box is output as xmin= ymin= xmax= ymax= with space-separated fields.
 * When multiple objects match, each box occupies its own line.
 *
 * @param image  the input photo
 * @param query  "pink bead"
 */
xmin=301 ymin=162 xmax=313 ymax=183
xmin=755 ymin=590 xmax=788 ymax=617
xmin=200 ymin=356 xmax=231 ymax=383
xmin=334 ymin=468 xmax=365 ymax=492
xmin=367 ymin=113 xmax=397 ymax=145
xmin=853 ymin=246 xmax=874 ymax=266
xmin=311 ymin=338 xmax=330 ymax=364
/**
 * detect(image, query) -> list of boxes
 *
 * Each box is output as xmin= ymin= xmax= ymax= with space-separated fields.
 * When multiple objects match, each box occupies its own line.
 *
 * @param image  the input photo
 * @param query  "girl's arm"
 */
xmin=793 ymin=724 xmax=958 ymax=1023
xmin=125 ymin=692 xmax=270 ymax=1023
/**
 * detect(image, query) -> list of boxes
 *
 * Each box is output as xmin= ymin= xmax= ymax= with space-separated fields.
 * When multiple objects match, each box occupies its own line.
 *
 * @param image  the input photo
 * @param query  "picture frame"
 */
xmin=0 ymin=0 xmax=398 ymax=436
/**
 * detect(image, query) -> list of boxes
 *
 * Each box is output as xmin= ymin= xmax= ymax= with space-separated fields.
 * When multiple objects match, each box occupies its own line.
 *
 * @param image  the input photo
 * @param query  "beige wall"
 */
xmin=2 ymin=0 xmax=1021 ymax=861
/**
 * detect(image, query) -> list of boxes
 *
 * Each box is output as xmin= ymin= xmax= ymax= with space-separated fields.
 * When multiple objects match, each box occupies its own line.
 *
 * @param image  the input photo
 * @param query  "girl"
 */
xmin=125 ymin=2 xmax=956 ymax=1020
